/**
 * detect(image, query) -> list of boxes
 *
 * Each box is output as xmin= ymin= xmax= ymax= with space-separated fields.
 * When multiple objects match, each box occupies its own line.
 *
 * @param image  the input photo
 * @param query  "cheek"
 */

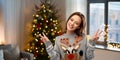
xmin=75 ymin=24 xmax=80 ymax=29
xmin=67 ymin=21 xmax=70 ymax=25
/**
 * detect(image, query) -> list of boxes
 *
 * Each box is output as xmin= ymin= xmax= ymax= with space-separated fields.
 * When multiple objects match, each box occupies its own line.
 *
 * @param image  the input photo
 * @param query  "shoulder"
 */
xmin=55 ymin=34 xmax=64 ymax=40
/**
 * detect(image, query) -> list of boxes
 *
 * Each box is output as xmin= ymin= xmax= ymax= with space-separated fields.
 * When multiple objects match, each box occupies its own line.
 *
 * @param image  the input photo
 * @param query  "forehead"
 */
xmin=70 ymin=15 xmax=81 ymax=22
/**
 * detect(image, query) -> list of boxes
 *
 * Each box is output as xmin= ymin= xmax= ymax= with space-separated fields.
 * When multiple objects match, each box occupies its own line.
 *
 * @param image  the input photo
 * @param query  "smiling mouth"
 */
xmin=69 ymin=25 xmax=74 ymax=29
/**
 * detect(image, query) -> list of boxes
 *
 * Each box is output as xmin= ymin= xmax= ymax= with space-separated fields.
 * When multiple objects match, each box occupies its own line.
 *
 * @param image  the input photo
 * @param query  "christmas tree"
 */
xmin=25 ymin=0 xmax=62 ymax=60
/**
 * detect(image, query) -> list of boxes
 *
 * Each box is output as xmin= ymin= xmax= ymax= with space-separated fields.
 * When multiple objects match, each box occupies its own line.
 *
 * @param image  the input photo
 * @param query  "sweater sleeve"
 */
xmin=85 ymin=39 xmax=95 ymax=60
xmin=44 ymin=37 xmax=60 ymax=60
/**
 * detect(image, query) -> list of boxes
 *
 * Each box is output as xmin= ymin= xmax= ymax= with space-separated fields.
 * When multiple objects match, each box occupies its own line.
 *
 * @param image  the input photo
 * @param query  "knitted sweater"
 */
xmin=44 ymin=33 xmax=95 ymax=60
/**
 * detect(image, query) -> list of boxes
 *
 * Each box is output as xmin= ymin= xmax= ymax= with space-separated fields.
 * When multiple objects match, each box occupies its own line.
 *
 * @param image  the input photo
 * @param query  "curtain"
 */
xmin=0 ymin=1 xmax=5 ymax=44
xmin=66 ymin=0 xmax=87 ymax=20
xmin=0 ymin=0 xmax=40 ymax=50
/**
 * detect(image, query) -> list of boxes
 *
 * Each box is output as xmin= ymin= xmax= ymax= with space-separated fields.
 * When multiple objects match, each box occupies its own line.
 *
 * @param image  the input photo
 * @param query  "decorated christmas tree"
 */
xmin=25 ymin=0 xmax=62 ymax=60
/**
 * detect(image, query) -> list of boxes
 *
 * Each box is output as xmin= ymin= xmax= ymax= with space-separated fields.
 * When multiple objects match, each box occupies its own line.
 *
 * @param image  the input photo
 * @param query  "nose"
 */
xmin=71 ymin=21 xmax=74 ymax=25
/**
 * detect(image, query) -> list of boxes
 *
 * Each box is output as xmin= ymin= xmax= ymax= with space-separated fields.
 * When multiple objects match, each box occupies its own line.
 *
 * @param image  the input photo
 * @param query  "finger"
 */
xmin=40 ymin=38 xmax=42 ymax=40
xmin=42 ymin=32 xmax=46 ymax=37
xmin=40 ymin=38 xmax=45 ymax=42
xmin=97 ymin=30 xmax=103 ymax=37
xmin=39 ymin=34 xmax=43 ymax=38
xmin=95 ymin=29 xmax=100 ymax=35
xmin=98 ymin=30 xmax=103 ymax=35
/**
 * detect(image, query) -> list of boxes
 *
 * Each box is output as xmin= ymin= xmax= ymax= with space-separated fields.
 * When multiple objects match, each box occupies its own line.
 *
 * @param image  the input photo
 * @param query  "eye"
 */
xmin=75 ymin=22 xmax=80 ymax=25
xmin=70 ymin=18 xmax=74 ymax=22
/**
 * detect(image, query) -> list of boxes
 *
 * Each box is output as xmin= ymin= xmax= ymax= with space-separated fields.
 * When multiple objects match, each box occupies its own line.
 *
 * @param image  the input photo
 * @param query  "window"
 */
xmin=89 ymin=3 xmax=105 ymax=42
xmin=108 ymin=2 xmax=120 ymax=43
xmin=87 ymin=0 xmax=120 ymax=51
xmin=108 ymin=2 xmax=120 ymax=50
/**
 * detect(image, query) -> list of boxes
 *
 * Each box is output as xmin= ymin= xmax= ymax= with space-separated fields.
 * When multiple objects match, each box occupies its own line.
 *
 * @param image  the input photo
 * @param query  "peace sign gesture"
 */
xmin=39 ymin=33 xmax=49 ymax=43
xmin=92 ymin=29 xmax=103 ymax=41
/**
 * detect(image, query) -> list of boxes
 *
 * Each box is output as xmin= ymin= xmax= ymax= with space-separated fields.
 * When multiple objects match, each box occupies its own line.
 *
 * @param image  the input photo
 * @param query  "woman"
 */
xmin=40 ymin=12 xmax=102 ymax=60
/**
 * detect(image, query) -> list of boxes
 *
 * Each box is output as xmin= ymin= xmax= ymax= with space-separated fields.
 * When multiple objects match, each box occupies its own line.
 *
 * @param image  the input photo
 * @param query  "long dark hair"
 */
xmin=65 ymin=12 xmax=86 ymax=36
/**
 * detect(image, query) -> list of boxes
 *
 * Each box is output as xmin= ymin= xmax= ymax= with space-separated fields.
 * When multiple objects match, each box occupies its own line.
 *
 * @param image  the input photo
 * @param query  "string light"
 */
xmin=36 ymin=14 xmax=39 ymax=17
xmin=42 ymin=48 xmax=44 ymax=50
xmin=53 ymin=20 xmax=55 ymax=22
xmin=36 ymin=50 xmax=39 ymax=53
xmin=54 ymin=24 xmax=56 ymax=26
xmin=50 ymin=18 xmax=52 ymax=21
xmin=31 ymin=46 xmax=33 ymax=49
xmin=34 ymin=57 xmax=36 ymax=60
xmin=54 ymin=31 xmax=56 ymax=33
xmin=55 ymin=27 xmax=57 ymax=29
xmin=41 ymin=43 xmax=43 ymax=45
xmin=43 ymin=10 xmax=46 ymax=12
xmin=41 ymin=50 xmax=43 ymax=52
xmin=49 ymin=10 xmax=52 ymax=12
xmin=33 ymin=25 xmax=35 ymax=27
xmin=34 ymin=33 xmax=36 ymax=36
xmin=41 ymin=18 xmax=44 ymax=20
xmin=43 ymin=30 xmax=46 ymax=32
xmin=30 ymin=50 xmax=32 ymax=52
xmin=39 ymin=28 xmax=41 ymax=30
xmin=32 ymin=43 xmax=35 ymax=46
xmin=53 ymin=38 xmax=55 ymax=41
xmin=45 ymin=26 xmax=48 ymax=28
xmin=46 ymin=20 xmax=48 ymax=22
xmin=56 ymin=22 xmax=58 ymax=24
xmin=37 ymin=32 xmax=39 ymax=34
xmin=46 ymin=33 xmax=48 ymax=35
xmin=36 ymin=28 xmax=38 ymax=30
xmin=34 ymin=19 xmax=37 ymax=23
xmin=51 ymin=29 xmax=53 ymax=31
xmin=36 ymin=47 xmax=38 ymax=49
xmin=32 ymin=28 xmax=34 ymax=31
xmin=35 ymin=39 xmax=38 ymax=42
xmin=27 ymin=49 xmax=30 ymax=51
xmin=48 ymin=56 xmax=50 ymax=58
xmin=51 ymin=32 xmax=55 ymax=36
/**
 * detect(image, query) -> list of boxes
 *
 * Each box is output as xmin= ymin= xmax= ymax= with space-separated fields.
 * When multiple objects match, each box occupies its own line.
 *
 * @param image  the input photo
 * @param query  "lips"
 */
xmin=68 ymin=24 xmax=74 ymax=30
xmin=69 ymin=26 xmax=73 ymax=29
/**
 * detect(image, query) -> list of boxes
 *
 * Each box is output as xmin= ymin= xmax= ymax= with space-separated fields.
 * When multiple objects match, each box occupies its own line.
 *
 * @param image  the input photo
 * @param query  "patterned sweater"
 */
xmin=44 ymin=33 xmax=95 ymax=60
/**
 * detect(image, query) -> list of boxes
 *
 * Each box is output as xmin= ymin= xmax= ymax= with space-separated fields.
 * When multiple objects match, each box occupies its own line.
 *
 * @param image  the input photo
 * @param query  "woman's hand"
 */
xmin=39 ymin=33 xmax=49 ymax=43
xmin=92 ymin=29 xmax=103 ymax=41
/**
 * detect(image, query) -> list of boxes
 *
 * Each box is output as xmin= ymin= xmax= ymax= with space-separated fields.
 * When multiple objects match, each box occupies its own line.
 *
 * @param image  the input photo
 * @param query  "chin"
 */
xmin=67 ymin=28 xmax=75 ymax=31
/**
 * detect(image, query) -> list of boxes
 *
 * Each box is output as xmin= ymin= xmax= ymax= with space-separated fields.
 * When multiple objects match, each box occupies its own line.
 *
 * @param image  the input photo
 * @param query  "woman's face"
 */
xmin=67 ymin=15 xmax=81 ymax=32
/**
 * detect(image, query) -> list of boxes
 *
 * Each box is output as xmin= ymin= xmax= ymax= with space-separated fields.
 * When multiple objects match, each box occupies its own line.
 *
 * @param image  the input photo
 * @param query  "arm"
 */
xmin=44 ymin=37 xmax=60 ymax=60
xmin=85 ymin=39 xmax=95 ymax=60
xmin=39 ymin=33 xmax=60 ymax=60
xmin=85 ymin=29 xmax=102 ymax=60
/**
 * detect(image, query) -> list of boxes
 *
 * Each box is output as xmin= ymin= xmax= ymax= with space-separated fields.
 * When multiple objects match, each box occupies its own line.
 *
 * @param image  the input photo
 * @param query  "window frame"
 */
xmin=87 ymin=0 xmax=120 ymax=50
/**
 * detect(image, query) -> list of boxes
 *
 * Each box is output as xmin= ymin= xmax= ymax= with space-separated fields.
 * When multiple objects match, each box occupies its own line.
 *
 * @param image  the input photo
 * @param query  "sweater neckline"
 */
xmin=63 ymin=33 xmax=76 ymax=37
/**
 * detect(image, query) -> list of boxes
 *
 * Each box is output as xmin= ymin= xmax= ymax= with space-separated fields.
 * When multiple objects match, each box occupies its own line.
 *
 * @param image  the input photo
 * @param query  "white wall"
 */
xmin=93 ymin=48 xmax=120 ymax=60
xmin=66 ymin=0 xmax=87 ymax=20
xmin=0 ymin=3 xmax=5 ymax=44
xmin=54 ymin=0 xmax=66 ymax=32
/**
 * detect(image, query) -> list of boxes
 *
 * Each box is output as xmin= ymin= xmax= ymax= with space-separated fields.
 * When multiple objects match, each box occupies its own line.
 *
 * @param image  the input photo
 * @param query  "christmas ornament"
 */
xmin=36 ymin=24 xmax=41 ymax=28
xmin=34 ymin=52 xmax=38 ymax=57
